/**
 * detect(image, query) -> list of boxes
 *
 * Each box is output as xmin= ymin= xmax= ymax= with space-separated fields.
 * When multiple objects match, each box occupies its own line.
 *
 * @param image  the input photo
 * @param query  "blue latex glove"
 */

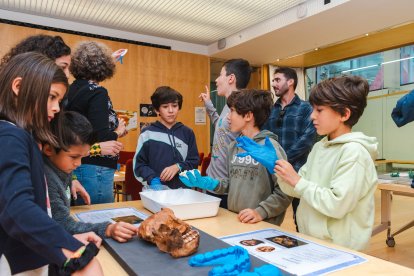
xmin=189 ymin=246 xmax=251 ymax=275
xmin=238 ymin=264 xmax=282 ymax=276
xmin=236 ymin=136 xmax=278 ymax=173
xmin=179 ymin=169 xmax=219 ymax=190
xmin=150 ymin=177 xmax=163 ymax=190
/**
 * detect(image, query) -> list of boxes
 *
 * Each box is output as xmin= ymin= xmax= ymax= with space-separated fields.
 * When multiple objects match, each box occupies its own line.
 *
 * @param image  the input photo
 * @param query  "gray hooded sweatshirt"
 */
xmin=215 ymin=130 xmax=292 ymax=225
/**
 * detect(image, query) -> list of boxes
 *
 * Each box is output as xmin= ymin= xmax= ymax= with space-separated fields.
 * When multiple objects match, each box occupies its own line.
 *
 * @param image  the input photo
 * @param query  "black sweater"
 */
xmin=66 ymin=79 xmax=119 ymax=169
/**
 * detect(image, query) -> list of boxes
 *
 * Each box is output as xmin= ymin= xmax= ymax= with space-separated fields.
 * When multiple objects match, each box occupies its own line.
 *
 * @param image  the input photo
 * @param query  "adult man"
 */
xmin=262 ymin=67 xmax=316 ymax=229
xmin=199 ymin=59 xmax=251 ymax=208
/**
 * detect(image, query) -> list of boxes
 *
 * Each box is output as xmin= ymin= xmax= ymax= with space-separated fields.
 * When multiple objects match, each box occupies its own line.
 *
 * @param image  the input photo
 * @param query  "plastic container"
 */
xmin=139 ymin=189 xmax=221 ymax=220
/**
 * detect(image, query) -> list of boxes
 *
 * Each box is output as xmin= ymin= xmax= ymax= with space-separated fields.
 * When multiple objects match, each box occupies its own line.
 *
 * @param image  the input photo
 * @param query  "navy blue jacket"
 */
xmin=392 ymin=89 xmax=414 ymax=127
xmin=0 ymin=120 xmax=82 ymax=274
xmin=133 ymin=121 xmax=199 ymax=189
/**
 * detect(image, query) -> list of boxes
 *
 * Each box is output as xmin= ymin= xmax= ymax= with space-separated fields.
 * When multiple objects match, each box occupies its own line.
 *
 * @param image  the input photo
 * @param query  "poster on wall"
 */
xmin=195 ymin=107 xmax=206 ymax=125
xmin=115 ymin=110 xmax=137 ymax=131
xmin=140 ymin=104 xmax=157 ymax=117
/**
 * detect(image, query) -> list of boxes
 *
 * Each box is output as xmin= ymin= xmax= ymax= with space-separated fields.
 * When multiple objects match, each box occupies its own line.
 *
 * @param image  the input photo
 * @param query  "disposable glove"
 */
xmin=238 ymin=264 xmax=282 ymax=276
xmin=189 ymin=246 xmax=250 ymax=275
xmin=179 ymin=169 xmax=219 ymax=190
xmin=236 ymin=136 xmax=278 ymax=173
xmin=150 ymin=177 xmax=163 ymax=190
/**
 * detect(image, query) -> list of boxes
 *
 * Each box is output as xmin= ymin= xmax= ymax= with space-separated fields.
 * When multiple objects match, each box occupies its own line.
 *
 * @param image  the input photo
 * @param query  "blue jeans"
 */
xmin=74 ymin=164 xmax=115 ymax=204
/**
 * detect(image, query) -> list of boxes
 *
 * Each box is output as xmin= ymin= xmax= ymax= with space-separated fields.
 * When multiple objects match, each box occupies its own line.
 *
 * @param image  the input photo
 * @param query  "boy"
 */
xmin=180 ymin=89 xmax=291 ymax=225
xmin=239 ymin=76 xmax=378 ymax=250
xmin=134 ymin=86 xmax=199 ymax=189
xmin=43 ymin=111 xmax=137 ymax=242
xmin=199 ymin=59 xmax=251 ymax=208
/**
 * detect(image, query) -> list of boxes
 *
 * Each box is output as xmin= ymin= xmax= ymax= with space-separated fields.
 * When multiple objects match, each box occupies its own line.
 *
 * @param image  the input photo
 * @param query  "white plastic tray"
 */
xmin=139 ymin=189 xmax=221 ymax=220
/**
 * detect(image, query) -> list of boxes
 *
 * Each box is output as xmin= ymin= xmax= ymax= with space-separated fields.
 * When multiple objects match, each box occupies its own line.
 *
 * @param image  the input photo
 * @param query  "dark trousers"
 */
xmin=207 ymin=191 xmax=228 ymax=209
xmin=292 ymin=198 xmax=300 ymax=232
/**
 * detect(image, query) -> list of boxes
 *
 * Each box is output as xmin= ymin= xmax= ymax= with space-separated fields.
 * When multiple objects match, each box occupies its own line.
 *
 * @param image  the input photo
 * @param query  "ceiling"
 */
xmin=0 ymin=0 xmax=414 ymax=66
xmin=0 ymin=0 xmax=302 ymax=45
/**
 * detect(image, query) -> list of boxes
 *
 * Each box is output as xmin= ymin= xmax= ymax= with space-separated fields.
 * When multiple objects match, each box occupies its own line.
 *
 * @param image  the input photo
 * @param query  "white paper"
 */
xmin=220 ymin=228 xmax=366 ymax=276
xmin=195 ymin=107 xmax=206 ymax=125
xmin=75 ymin=207 xmax=148 ymax=226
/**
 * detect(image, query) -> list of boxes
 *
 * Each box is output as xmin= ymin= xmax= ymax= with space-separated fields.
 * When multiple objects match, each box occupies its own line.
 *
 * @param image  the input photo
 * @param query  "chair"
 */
xmin=123 ymin=159 xmax=143 ymax=200
xmin=118 ymin=151 xmax=135 ymax=165
xmin=198 ymin=152 xmax=204 ymax=166
xmin=200 ymin=155 xmax=211 ymax=176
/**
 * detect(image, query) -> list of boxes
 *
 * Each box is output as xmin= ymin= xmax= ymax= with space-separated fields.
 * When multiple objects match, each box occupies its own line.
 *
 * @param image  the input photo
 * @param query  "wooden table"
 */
xmin=114 ymin=171 xmax=125 ymax=183
xmin=71 ymin=201 xmax=413 ymax=275
xmin=372 ymin=182 xmax=414 ymax=247
xmin=375 ymin=159 xmax=414 ymax=172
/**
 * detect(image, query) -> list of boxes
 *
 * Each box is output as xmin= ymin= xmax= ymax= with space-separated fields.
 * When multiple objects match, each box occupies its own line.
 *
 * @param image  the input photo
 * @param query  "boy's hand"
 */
xmin=149 ymin=177 xmax=163 ymax=190
xmin=99 ymin=140 xmax=123 ymax=156
xmin=238 ymin=208 xmax=263 ymax=224
xmin=179 ymin=170 xmax=219 ymax=190
xmin=160 ymin=164 xmax=179 ymax=182
xmin=71 ymin=180 xmax=91 ymax=205
xmin=274 ymin=160 xmax=300 ymax=187
xmin=199 ymin=85 xmax=211 ymax=103
xmin=105 ymin=222 xmax=137 ymax=243
xmin=236 ymin=136 xmax=278 ymax=173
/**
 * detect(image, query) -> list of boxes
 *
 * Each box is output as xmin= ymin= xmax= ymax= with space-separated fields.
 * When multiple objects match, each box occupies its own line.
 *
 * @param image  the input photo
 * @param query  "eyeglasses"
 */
xmin=276 ymin=109 xmax=286 ymax=127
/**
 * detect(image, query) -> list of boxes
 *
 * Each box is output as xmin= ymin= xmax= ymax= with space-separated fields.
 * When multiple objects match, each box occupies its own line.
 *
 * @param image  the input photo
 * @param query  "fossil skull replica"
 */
xmin=138 ymin=208 xmax=200 ymax=258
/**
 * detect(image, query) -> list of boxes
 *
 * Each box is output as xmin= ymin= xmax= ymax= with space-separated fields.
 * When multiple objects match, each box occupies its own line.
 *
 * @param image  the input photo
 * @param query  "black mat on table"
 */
xmin=104 ymin=229 xmax=271 ymax=276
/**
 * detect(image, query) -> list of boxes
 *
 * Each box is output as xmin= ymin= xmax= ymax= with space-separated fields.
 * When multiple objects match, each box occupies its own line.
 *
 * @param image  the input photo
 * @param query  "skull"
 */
xmin=138 ymin=208 xmax=200 ymax=258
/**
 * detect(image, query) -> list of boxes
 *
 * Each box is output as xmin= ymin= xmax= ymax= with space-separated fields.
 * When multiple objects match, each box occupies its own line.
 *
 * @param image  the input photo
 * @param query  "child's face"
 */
xmin=311 ymin=105 xmax=350 ymax=140
xmin=46 ymin=144 xmax=90 ymax=174
xmin=227 ymin=107 xmax=246 ymax=133
xmin=157 ymin=102 xmax=179 ymax=128
xmin=47 ymin=83 xmax=66 ymax=122
xmin=215 ymin=67 xmax=233 ymax=97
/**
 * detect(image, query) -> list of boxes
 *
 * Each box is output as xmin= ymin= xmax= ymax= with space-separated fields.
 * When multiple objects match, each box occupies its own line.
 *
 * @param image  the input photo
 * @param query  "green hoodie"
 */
xmin=215 ymin=130 xmax=292 ymax=225
xmin=278 ymin=132 xmax=378 ymax=250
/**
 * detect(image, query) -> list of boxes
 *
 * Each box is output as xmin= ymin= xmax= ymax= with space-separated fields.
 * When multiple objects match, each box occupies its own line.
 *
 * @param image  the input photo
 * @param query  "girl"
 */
xmin=0 ymin=52 xmax=103 ymax=275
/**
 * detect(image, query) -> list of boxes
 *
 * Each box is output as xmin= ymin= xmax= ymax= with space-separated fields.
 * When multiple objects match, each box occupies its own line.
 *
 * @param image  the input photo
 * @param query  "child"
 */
xmin=134 ymin=86 xmax=199 ymax=189
xmin=239 ymin=76 xmax=378 ymax=250
xmin=180 ymin=89 xmax=291 ymax=225
xmin=0 ymin=52 xmax=102 ymax=275
xmin=199 ymin=59 xmax=251 ymax=208
xmin=43 ymin=111 xmax=137 ymax=243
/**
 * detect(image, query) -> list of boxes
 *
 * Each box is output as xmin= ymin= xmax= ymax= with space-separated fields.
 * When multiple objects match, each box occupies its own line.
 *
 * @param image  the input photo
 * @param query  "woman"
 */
xmin=66 ymin=41 xmax=127 ymax=204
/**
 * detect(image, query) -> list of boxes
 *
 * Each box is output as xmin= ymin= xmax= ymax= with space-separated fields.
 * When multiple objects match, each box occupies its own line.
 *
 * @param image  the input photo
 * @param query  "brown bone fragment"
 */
xmin=138 ymin=208 xmax=200 ymax=257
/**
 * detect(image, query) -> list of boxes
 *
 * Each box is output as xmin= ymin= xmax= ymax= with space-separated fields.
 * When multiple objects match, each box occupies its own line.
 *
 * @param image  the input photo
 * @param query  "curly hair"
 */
xmin=70 ymin=41 xmax=115 ymax=82
xmin=1 ymin=35 xmax=71 ymax=66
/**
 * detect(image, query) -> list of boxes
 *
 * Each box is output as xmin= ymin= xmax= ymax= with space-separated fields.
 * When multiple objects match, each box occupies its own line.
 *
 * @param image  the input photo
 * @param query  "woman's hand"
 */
xmin=115 ymin=118 xmax=128 ymax=138
xmin=99 ymin=141 xmax=123 ymax=156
